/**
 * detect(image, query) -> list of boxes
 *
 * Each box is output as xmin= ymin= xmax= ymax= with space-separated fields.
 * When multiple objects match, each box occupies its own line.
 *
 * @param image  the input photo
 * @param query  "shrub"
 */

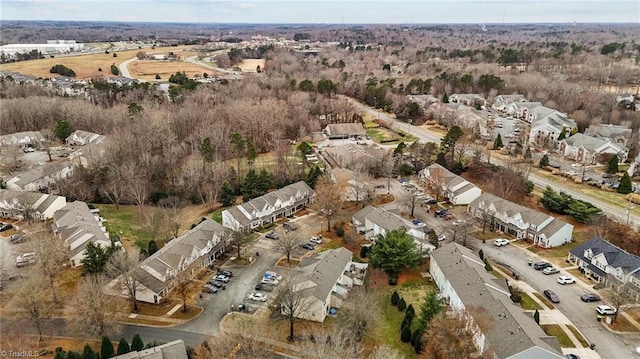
xmin=478 ymin=249 xmax=484 ymax=260
xmin=534 ymin=309 xmax=540 ymax=324
xmin=49 ymin=64 xmax=76 ymax=77
xmin=406 ymin=304 xmax=415 ymax=318
xmin=388 ymin=273 xmax=398 ymax=286
xmin=131 ymin=334 xmax=144 ymax=352
xmin=400 ymin=326 xmax=412 ymax=342
xmin=397 ymin=297 xmax=407 ymax=311
xmin=155 ymin=74 xmax=161 ymax=79
xmin=391 ymin=291 xmax=399 ymax=306
xmin=360 ymin=246 xmax=369 ymax=258
xmin=401 ymin=315 xmax=412 ymax=331
xmin=411 ymin=329 xmax=423 ymax=353
xmin=336 ymin=227 xmax=345 ymax=237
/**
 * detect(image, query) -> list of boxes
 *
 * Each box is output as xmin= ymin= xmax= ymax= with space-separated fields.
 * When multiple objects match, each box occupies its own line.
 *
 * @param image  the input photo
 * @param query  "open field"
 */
xmin=0 ymin=45 xmax=200 ymax=79
xmin=128 ymin=60 xmax=216 ymax=81
xmin=236 ymin=58 xmax=266 ymax=73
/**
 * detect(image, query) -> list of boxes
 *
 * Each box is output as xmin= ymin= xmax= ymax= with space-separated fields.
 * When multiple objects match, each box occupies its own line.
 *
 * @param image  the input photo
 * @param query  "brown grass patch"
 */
xmin=236 ymin=59 xmax=265 ymax=72
xmin=608 ymin=313 xmax=640 ymax=332
xmin=533 ymin=292 xmax=555 ymax=309
xmin=276 ymin=258 xmax=301 ymax=267
xmin=0 ymin=335 xmax=101 ymax=358
xmin=373 ymin=194 xmax=395 ymax=205
xmin=127 ymin=60 xmax=217 ymax=81
xmin=170 ymin=305 xmax=203 ymax=320
xmin=0 ymin=46 xmax=197 ymax=79
xmin=130 ymin=298 xmax=181 ymax=316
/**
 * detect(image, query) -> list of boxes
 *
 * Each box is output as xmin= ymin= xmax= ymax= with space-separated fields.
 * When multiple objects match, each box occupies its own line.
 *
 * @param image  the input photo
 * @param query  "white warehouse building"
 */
xmin=0 ymin=40 xmax=84 ymax=57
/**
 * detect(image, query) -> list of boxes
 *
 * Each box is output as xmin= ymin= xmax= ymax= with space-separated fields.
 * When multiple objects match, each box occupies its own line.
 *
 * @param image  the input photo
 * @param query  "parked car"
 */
xmin=309 ymin=236 xmax=322 ymax=244
xmin=567 ymin=170 xmax=579 ymax=176
xmin=557 ymin=276 xmax=576 ymax=285
xmin=255 ymin=283 xmax=274 ymax=292
xmin=264 ymin=271 xmax=283 ymax=281
xmin=596 ymin=305 xmax=616 ymax=315
xmin=434 ymin=209 xmax=448 ymax=217
xmin=300 ymin=243 xmax=315 ymax=250
xmin=283 ymin=222 xmax=298 ymax=231
xmin=0 ymin=223 xmax=14 ymax=232
xmin=249 ymin=292 xmax=268 ymax=302
xmin=493 ymin=238 xmax=509 ymax=247
xmin=261 ymin=277 xmax=279 ymax=285
xmin=217 ymin=269 xmax=233 ymax=277
xmin=202 ymin=284 xmax=218 ymax=294
xmin=213 ymin=274 xmax=230 ymax=283
xmin=265 ymin=231 xmax=279 ymax=240
xmin=10 ymin=234 xmax=26 ymax=244
xmin=443 ymin=214 xmax=455 ymax=221
xmin=23 ymin=147 xmax=35 ymax=153
xmin=543 ymin=289 xmax=560 ymax=303
xmin=437 ymin=233 xmax=446 ymax=242
xmin=580 ymin=293 xmax=601 ymax=302
xmin=424 ymin=198 xmax=437 ymax=205
xmin=16 ymin=252 xmax=36 ymax=268
xmin=211 ymin=280 xmax=225 ymax=288
xmin=565 ymin=354 xmax=581 ymax=359
xmin=412 ymin=219 xmax=425 ymax=227
xmin=534 ymin=261 xmax=552 ymax=270
xmin=542 ymin=267 xmax=559 ymax=275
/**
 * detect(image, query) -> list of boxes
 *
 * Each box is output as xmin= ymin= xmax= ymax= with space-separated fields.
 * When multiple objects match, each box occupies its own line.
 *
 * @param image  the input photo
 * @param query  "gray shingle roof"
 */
xmin=352 ymin=205 xmax=375 ymax=225
xmin=564 ymin=133 xmax=627 ymax=152
xmin=570 ymin=237 xmax=640 ymax=278
xmin=324 ymin=123 xmax=366 ymax=137
xmin=9 ymin=161 xmax=71 ymax=188
xmin=585 ymin=124 xmax=632 ymax=140
xmin=297 ymin=247 xmax=353 ymax=301
xmin=469 ymin=192 xmax=553 ymax=227
xmin=431 ymin=243 xmax=563 ymax=359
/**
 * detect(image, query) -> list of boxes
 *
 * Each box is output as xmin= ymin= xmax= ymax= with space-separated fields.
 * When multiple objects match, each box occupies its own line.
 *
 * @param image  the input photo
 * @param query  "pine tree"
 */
xmin=397 ymin=297 xmax=407 ymax=311
xmin=219 ymin=181 xmax=236 ymax=207
xmin=479 ymin=249 xmax=484 ymax=260
xmin=416 ymin=290 xmax=443 ymax=331
xmin=82 ymin=241 xmax=110 ymax=274
xmin=117 ymin=338 xmax=130 ymax=355
xmin=539 ymin=154 xmax=550 ymax=168
xmin=391 ymin=291 xmax=399 ymax=306
xmin=241 ymin=168 xmax=259 ymax=201
xmin=406 ymin=304 xmax=415 ymax=318
xmin=82 ymin=344 xmax=98 ymax=359
xmin=131 ymin=334 xmax=144 ymax=352
xmin=147 ymin=240 xmax=158 ymax=255
xmin=618 ymin=172 xmax=633 ymax=194
xmin=534 ymin=309 xmax=540 ymax=325
xmin=101 ymin=336 xmax=114 ymax=359
xmin=401 ymin=325 xmax=412 ymax=342
xmin=67 ymin=352 xmax=79 ymax=359
xmin=442 ymin=92 xmax=449 ymax=103
xmin=557 ymin=127 xmax=567 ymax=141
xmin=606 ymin=155 xmax=619 ymax=174
xmin=55 ymin=352 xmax=65 ymax=359
xmin=493 ymin=133 xmax=503 ymax=149
xmin=411 ymin=329 xmax=423 ymax=353
xmin=256 ymin=168 xmax=273 ymax=196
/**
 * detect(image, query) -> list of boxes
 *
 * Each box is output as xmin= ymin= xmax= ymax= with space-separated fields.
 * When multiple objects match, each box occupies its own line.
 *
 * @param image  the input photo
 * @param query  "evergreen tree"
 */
xmin=256 ymin=168 xmax=273 ymax=195
xmin=305 ymin=166 xmax=322 ymax=188
xmin=557 ymin=127 xmax=567 ymax=141
xmin=82 ymin=241 xmax=110 ymax=274
xmin=484 ymin=258 xmax=493 ymax=271
xmin=147 ymin=240 xmax=158 ymax=256
xmin=479 ymin=249 xmax=484 ymax=260
xmin=54 ymin=118 xmax=74 ymax=141
xmin=618 ymin=172 xmax=633 ymax=194
xmin=393 ymin=142 xmax=406 ymax=157
xmin=400 ymin=326 xmax=412 ymax=342
xmin=391 ymin=291 xmax=400 ymax=306
xmin=441 ymin=125 xmax=464 ymax=166
xmin=81 ymin=344 xmax=98 ymax=359
xmin=539 ymin=154 xmax=550 ymax=168
xmin=493 ymin=133 xmax=504 ymax=149
xmin=131 ymin=334 xmax=144 ymax=352
xmin=246 ymin=137 xmax=258 ymax=166
xmin=411 ymin=329 xmax=423 ymax=353
xmin=442 ymin=92 xmax=449 ymax=103
xmin=117 ymin=338 xmax=130 ymax=355
xmin=101 ymin=336 xmax=114 ymax=359
xmin=406 ymin=304 xmax=415 ymax=318
xmin=241 ymin=168 xmax=260 ymax=201
xmin=534 ymin=309 xmax=540 ymax=325
xmin=199 ymin=137 xmax=215 ymax=164
xmin=67 ymin=352 xmax=79 ymax=359
xmin=435 ymin=152 xmax=447 ymax=167
xmin=416 ymin=290 xmax=443 ymax=331
xmin=606 ymin=155 xmax=619 ymax=174
xmin=54 ymin=352 xmax=65 ymax=359
xmin=219 ymin=181 xmax=236 ymax=207
xmin=397 ymin=297 xmax=407 ymax=311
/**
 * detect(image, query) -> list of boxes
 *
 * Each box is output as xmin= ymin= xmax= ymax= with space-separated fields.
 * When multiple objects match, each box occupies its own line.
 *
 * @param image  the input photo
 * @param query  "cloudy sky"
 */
xmin=1 ymin=0 xmax=638 ymax=23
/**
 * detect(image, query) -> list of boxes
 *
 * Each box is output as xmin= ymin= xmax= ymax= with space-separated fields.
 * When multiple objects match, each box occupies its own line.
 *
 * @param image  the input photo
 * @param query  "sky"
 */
xmin=1 ymin=0 xmax=639 ymax=24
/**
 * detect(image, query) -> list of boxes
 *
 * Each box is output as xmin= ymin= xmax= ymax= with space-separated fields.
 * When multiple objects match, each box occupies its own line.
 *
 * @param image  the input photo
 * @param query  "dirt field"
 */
xmin=0 ymin=45 xmax=200 ymax=79
xmin=127 ymin=60 xmax=215 ymax=81
xmin=237 ymin=58 xmax=266 ymax=73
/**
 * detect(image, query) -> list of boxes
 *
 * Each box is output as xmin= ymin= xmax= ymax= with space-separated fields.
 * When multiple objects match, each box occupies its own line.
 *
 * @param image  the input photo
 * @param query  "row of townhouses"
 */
xmin=0 ymin=189 xmax=66 ymax=220
xmin=419 ymin=163 xmax=482 ymax=205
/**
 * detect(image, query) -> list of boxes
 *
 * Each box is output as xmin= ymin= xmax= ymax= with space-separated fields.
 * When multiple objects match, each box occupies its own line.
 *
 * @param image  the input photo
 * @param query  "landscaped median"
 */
xmin=117 ymin=299 xmax=203 ymax=327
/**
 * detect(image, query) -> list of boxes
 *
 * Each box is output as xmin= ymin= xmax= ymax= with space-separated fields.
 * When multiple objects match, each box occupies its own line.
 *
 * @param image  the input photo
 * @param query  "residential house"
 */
xmin=430 ymin=243 xmax=564 ymax=359
xmin=407 ymin=94 xmax=439 ymax=109
xmin=558 ymin=133 xmax=629 ymax=164
xmin=287 ymin=247 xmax=367 ymax=322
xmin=122 ymin=218 xmax=231 ymax=304
xmin=506 ymin=102 xmax=544 ymax=121
xmin=49 ymin=77 xmax=87 ymax=96
xmin=222 ymin=181 xmax=315 ymax=232
xmin=449 ymin=93 xmax=486 ymax=108
xmin=323 ymin=123 xmax=366 ymax=139
xmin=616 ymin=94 xmax=635 ymax=104
xmin=568 ymin=237 xmax=640 ymax=301
xmin=113 ymin=340 xmax=187 ymax=359
xmin=321 ymin=144 xmax=388 ymax=169
xmin=107 ymin=77 xmax=140 ymax=87
xmin=52 ymin=201 xmax=119 ymax=267
xmin=0 ymin=131 xmax=44 ymax=147
xmin=65 ymin=130 xmax=105 ymax=146
xmin=528 ymin=113 xmax=576 ymax=146
xmin=585 ymin=123 xmax=632 ymax=147
xmin=492 ymin=94 xmax=527 ymax=112
xmin=0 ymin=189 xmax=66 ymax=220
xmin=352 ymin=205 xmax=435 ymax=254
xmin=467 ymin=192 xmax=573 ymax=248
xmin=331 ymin=167 xmax=370 ymax=202
xmin=6 ymin=161 xmax=73 ymax=192
xmin=419 ymin=164 xmax=482 ymax=205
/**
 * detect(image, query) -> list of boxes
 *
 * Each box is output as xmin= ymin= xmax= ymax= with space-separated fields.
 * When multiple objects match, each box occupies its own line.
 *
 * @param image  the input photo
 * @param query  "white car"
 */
xmin=213 ymin=274 xmax=230 ymax=283
xmin=596 ymin=305 xmax=616 ymax=315
xmin=567 ymin=170 xmax=579 ymax=176
xmin=16 ymin=252 xmax=37 ymax=267
xmin=437 ymin=234 xmax=446 ymax=242
xmin=557 ymin=276 xmax=575 ymax=285
xmin=249 ymin=292 xmax=268 ymax=302
xmin=309 ymin=236 xmax=322 ymax=244
xmin=493 ymin=238 xmax=509 ymax=247
xmin=542 ymin=266 xmax=559 ymax=275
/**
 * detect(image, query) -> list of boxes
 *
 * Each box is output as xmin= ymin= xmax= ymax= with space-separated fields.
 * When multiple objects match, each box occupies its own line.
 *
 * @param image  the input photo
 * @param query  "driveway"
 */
xmin=479 ymin=241 xmax=640 ymax=359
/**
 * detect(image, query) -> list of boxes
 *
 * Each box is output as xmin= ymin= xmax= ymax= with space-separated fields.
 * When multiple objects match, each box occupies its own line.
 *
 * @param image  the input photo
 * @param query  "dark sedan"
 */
xmin=580 ymin=293 xmax=601 ymax=302
xmin=543 ymin=289 xmax=560 ymax=303
xmin=534 ymin=261 xmax=552 ymax=270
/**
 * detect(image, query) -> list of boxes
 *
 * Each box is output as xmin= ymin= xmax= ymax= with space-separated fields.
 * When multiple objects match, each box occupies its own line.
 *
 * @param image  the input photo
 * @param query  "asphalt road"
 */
xmin=118 ymin=57 xmax=137 ymax=79
xmin=478 ymin=241 xmax=640 ymax=359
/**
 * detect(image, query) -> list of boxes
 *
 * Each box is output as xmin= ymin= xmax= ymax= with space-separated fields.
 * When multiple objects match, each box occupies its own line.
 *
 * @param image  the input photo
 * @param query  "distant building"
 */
xmin=6 ymin=161 xmax=73 ymax=192
xmin=323 ymin=123 xmax=366 ymax=139
xmin=558 ymin=133 xmax=628 ymax=164
xmin=419 ymin=164 xmax=482 ymax=205
xmin=0 ymin=189 xmax=66 ymax=221
xmin=449 ymin=93 xmax=486 ymax=107
xmin=0 ymin=131 xmax=44 ymax=147
xmin=585 ymin=123 xmax=632 ymax=147
xmin=113 ymin=340 xmax=187 ymax=359
xmin=0 ymin=40 xmax=84 ymax=57
xmin=65 ymin=130 xmax=105 ymax=146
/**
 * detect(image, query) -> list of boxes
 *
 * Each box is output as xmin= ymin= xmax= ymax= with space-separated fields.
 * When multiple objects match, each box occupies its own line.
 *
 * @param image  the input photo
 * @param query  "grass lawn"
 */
xmin=211 ymin=208 xmax=224 ymax=223
xmin=533 ymin=293 xmax=554 ymax=309
xmin=364 ymin=120 xmax=380 ymax=129
xmin=528 ymin=241 xmax=579 ymax=264
xmin=128 ymin=60 xmax=217 ymax=81
xmin=95 ymin=204 xmax=151 ymax=248
xmin=379 ymin=291 xmax=420 ymax=359
xmin=520 ymin=292 xmax=543 ymax=310
xmin=540 ymin=324 xmax=575 ymax=347
xmin=567 ymin=325 xmax=590 ymax=347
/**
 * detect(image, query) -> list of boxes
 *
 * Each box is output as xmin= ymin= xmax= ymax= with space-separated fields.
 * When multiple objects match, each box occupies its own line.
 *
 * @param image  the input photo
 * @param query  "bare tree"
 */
xmin=604 ymin=277 xmax=636 ymax=323
xmin=313 ymin=175 xmax=343 ymax=232
xmin=13 ymin=276 xmax=53 ymax=346
xmin=158 ymin=196 xmax=185 ymax=238
xmin=425 ymin=167 xmax=447 ymax=202
xmin=450 ymin=221 xmax=473 ymax=247
xmin=106 ymin=249 xmax=142 ymax=312
xmin=422 ymin=306 xmax=493 ymax=359
xmin=368 ymin=345 xmax=404 ymax=359
xmin=29 ymin=228 xmax=69 ymax=304
xmin=298 ymin=327 xmax=363 ymax=359
xmin=102 ymin=165 xmax=127 ymax=210
xmin=173 ymin=272 xmax=195 ymax=313
xmin=338 ymin=287 xmax=380 ymax=342
xmin=351 ymin=164 xmax=373 ymax=207
xmin=193 ymin=316 xmax=273 ymax=359
xmin=70 ymin=274 xmax=122 ymax=337
xmin=230 ymin=229 xmax=249 ymax=260
xmin=276 ymin=231 xmax=301 ymax=264
xmin=273 ymin=274 xmax=311 ymax=341
xmin=404 ymin=190 xmax=421 ymax=217
xmin=128 ymin=175 xmax=149 ymax=215
xmin=141 ymin=208 xmax=169 ymax=246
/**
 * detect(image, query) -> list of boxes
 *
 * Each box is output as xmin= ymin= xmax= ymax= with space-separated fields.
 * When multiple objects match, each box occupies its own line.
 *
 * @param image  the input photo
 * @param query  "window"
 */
xmin=584 ymin=250 xmax=593 ymax=260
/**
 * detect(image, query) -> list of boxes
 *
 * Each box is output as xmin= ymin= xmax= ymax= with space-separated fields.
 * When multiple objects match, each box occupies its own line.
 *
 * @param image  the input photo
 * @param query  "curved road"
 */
xmin=118 ymin=57 xmax=138 ymax=79
xmin=346 ymin=97 xmax=639 ymax=226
